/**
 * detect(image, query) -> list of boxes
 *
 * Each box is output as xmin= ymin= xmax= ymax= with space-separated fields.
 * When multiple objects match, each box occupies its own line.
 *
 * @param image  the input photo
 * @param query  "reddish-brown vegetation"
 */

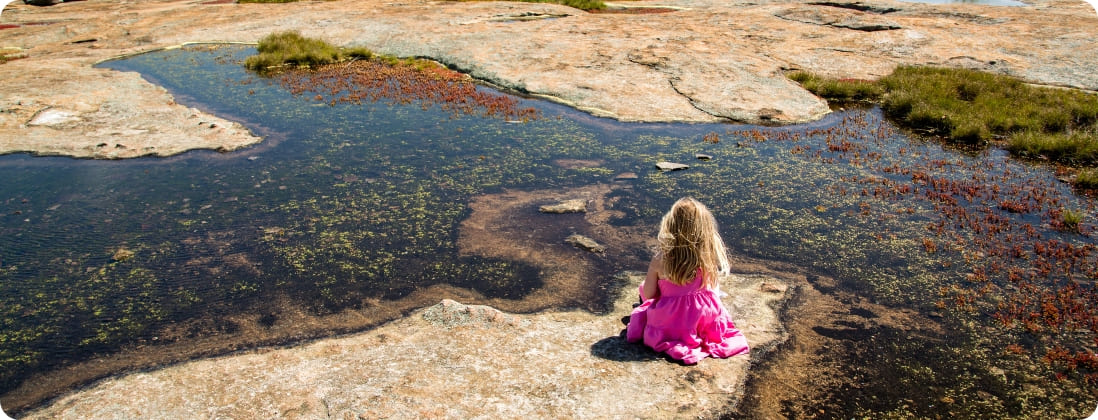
xmin=274 ymin=58 xmax=540 ymax=121
xmin=727 ymin=111 xmax=1098 ymax=382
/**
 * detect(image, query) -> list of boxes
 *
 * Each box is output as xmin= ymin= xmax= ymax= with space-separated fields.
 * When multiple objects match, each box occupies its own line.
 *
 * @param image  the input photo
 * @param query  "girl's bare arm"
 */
xmin=642 ymin=254 xmax=662 ymax=301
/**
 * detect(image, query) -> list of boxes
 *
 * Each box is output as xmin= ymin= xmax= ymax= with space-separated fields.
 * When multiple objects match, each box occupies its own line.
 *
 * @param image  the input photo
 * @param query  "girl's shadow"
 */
xmin=589 ymin=319 xmax=689 ymax=365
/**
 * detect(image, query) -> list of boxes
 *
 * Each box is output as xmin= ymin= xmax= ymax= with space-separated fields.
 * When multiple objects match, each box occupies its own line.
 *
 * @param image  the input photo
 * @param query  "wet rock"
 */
xmin=613 ymin=172 xmax=638 ymax=181
xmin=539 ymin=199 xmax=587 ymax=214
xmin=696 ymin=153 xmax=712 ymax=160
xmin=111 ymin=248 xmax=135 ymax=262
xmin=656 ymin=161 xmax=689 ymax=171
xmin=566 ymin=233 xmax=605 ymax=253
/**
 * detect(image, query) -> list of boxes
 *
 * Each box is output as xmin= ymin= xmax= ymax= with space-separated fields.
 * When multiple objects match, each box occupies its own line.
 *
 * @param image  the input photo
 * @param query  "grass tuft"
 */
xmin=1075 ymin=168 xmax=1098 ymax=189
xmin=788 ymin=66 xmax=1098 ymax=186
xmin=1007 ymin=129 xmax=1098 ymax=165
xmin=879 ymin=67 xmax=1098 ymax=147
xmin=788 ymin=71 xmax=883 ymax=102
xmin=1061 ymin=208 xmax=1083 ymax=232
xmin=245 ymin=31 xmax=373 ymax=74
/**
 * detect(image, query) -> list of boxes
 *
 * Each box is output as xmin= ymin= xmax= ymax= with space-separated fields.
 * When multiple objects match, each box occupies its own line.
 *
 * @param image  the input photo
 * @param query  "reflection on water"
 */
xmin=0 ymin=45 xmax=1094 ymax=416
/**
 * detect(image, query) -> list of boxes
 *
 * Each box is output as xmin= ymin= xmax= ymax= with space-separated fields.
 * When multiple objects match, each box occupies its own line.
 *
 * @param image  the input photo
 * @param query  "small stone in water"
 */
xmin=540 ymin=199 xmax=587 ymax=214
xmin=656 ymin=161 xmax=689 ymax=171
xmin=695 ymin=153 xmax=712 ymax=160
xmin=566 ymin=234 xmax=605 ymax=253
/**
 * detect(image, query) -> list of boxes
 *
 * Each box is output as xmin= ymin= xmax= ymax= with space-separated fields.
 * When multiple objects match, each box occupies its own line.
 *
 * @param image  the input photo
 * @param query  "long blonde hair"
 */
xmin=657 ymin=197 xmax=730 ymax=288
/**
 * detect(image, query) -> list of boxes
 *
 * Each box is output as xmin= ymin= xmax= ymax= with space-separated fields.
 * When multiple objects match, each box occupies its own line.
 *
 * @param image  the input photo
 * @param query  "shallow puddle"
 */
xmin=0 ymin=45 xmax=1094 ymax=416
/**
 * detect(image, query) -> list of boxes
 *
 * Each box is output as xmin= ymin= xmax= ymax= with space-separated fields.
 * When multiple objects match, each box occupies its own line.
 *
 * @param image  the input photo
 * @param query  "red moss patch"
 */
xmin=275 ymin=59 xmax=540 ymax=121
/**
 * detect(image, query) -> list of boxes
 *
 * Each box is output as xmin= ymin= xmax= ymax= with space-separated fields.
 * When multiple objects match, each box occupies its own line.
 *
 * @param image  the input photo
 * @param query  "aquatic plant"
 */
xmin=272 ymin=53 xmax=540 ymax=121
xmin=244 ymin=32 xmax=538 ymax=120
xmin=723 ymin=109 xmax=1098 ymax=394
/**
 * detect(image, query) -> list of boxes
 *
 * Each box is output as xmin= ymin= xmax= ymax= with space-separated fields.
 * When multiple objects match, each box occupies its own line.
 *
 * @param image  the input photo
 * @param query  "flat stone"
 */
xmin=539 ymin=199 xmax=587 ymax=214
xmin=613 ymin=172 xmax=639 ymax=181
xmin=656 ymin=161 xmax=689 ymax=171
xmin=566 ymin=233 xmax=605 ymax=253
xmin=696 ymin=153 xmax=713 ymax=160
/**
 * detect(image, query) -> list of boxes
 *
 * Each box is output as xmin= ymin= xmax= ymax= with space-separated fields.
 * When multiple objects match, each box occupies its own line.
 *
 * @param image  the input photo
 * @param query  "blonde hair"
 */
xmin=657 ymin=197 xmax=730 ymax=288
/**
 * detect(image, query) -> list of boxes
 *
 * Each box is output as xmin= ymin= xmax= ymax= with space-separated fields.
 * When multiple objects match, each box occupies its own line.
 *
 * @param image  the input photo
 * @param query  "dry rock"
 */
xmin=0 ymin=0 xmax=1094 ymax=159
xmin=22 ymin=272 xmax=790 ymax=419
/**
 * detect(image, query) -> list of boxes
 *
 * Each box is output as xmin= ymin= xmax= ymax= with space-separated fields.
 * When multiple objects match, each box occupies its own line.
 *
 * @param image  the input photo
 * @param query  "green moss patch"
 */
xmin=790 ymin=66 xmax=1098 ymax=186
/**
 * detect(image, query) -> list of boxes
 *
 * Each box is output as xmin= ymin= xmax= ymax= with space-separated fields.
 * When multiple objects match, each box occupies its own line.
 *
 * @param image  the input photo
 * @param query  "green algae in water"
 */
xmin=0 ymin=45 xmax=1095 ymax=416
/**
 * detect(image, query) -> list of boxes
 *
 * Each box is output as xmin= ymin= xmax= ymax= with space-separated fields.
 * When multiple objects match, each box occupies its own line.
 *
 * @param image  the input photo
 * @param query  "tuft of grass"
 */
xmin=1061 ymin=208 xmax=1083 ymax=232
xmin=1075 ymin=168 xmax=1098 ymax=189
xmin=244 ymin=31 xmax=373 ymax=74
xmin=1006 ymin=129 xmax=1098 ymax=165
xmin=788 ymin=67 xmax=1098 ymax=182
xmin=788 ymin=71 xmax=884 ymax=102
xmin=879 ymin=66 xmax=1098 ymax=146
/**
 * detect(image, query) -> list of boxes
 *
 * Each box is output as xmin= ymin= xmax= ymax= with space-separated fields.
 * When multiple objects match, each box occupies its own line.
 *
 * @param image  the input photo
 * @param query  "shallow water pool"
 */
xmin=1 ymin=45 xmax=1094 ymax=416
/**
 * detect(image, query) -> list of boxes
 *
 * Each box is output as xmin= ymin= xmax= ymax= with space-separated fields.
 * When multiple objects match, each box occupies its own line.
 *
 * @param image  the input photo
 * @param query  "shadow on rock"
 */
xmin=590 ymin=331 xmax=663 ymax=362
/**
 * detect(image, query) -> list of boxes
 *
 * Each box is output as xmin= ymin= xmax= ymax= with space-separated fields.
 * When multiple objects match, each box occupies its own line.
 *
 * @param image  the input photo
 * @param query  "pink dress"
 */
xmin=626 ymin=270 xmax=749 ymax=364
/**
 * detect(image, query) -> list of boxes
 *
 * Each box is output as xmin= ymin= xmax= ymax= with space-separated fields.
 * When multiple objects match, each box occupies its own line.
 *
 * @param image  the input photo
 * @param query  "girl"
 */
xmin=626 ymin=197 xmax=749 ymax=364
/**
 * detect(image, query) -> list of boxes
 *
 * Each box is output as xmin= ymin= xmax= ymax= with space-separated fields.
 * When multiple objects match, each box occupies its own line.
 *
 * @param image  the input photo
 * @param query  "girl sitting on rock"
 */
xmin=626 ymin=197 xmax=749 ymax=364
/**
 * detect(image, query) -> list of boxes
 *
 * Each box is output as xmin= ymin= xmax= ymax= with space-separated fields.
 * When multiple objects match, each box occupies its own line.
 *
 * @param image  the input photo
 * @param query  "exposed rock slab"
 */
xmin=539 ymin=198 xmax=588 ymax=213
xmin=775 ymin=6 xmax=902 ymax=32
xmin=0 ymin=0 xmax=1095 ymax=158
xmin=21 ymin=272 xmax=790 ymax=419
xmin=656 ymin=161 xmax=689 ymax=171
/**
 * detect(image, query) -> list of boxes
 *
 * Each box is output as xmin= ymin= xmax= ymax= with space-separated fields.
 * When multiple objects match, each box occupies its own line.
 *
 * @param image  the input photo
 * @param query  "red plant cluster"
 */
xmin=275 ymin=58 xmax=540 ymax=121
xmin=728 ymin=111 xmax=1098 ymax=381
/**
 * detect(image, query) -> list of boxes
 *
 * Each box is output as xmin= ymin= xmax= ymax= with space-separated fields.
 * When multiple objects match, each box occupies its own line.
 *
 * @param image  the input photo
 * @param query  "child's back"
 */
xmin=626 ymin=198 xmax=749 ymax=364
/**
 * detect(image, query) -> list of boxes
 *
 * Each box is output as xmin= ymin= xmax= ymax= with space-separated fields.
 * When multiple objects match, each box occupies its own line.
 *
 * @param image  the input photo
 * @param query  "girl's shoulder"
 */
xmin=648 ymin=252 xmax=665 ymax=273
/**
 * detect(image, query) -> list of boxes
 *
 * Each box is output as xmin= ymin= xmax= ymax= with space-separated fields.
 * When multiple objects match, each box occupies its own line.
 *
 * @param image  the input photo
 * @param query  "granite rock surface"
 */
xmin=0 ymin=0 xmax=1095 ymax=158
